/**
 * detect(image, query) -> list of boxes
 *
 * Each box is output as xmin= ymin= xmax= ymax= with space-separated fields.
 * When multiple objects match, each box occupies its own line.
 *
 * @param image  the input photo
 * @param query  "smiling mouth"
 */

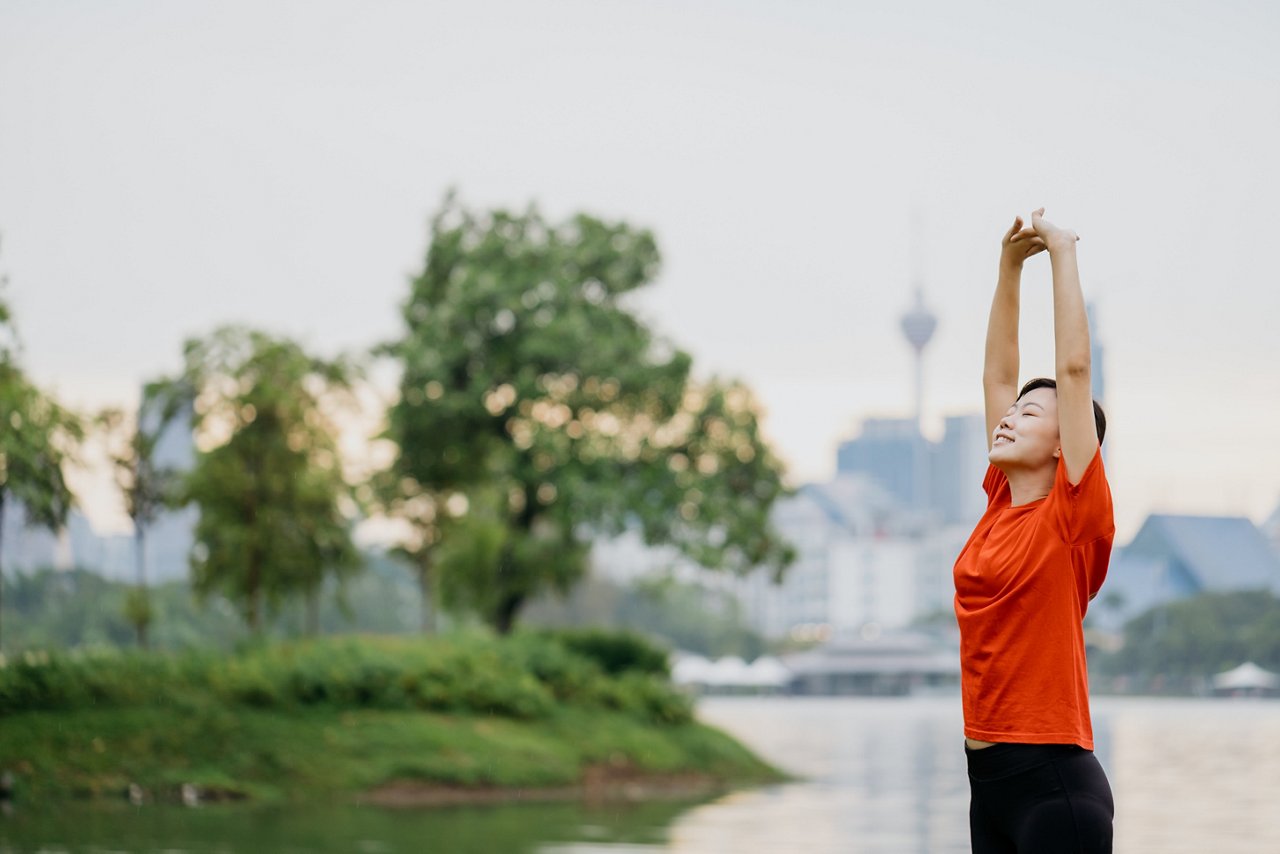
xmin=994 ymin=435 xmax=1014 ymax=445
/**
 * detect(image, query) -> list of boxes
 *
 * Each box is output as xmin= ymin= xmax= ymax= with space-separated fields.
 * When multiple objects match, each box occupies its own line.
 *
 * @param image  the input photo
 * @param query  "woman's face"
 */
xmin=989 ymin=387 xmax=1061 ymax=469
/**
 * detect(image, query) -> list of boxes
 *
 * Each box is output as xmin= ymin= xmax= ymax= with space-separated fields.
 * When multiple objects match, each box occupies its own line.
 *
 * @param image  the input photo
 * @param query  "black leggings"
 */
xmin=966 ymin=742 xmax=1114 ymax=853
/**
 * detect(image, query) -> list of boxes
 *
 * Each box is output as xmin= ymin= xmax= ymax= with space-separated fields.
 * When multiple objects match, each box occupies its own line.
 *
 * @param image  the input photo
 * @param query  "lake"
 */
xmin=2 ymin=696 xmax=1278 ymax=852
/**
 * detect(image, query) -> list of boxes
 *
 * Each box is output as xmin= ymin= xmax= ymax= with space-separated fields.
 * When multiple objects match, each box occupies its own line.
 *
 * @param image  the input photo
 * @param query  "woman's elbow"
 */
xmin=1056 ymin=360 xmax=1091 ymax=381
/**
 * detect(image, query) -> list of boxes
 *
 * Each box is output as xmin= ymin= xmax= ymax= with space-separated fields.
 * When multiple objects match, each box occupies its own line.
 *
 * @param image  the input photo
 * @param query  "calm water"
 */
xmin=3 ymin=696 xmax=1278 ymax=852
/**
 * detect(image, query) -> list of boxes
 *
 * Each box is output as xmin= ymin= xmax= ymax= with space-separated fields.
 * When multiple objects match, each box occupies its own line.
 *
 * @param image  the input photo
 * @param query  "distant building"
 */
xmin=836 ymin=418 xmax=925 ymax=510
xmin=702 ymin=465 xmax=973 ymax=641
xmin=932 ymin=414 xmax=991 ymax=525
xmin=1089 ymin=514 xmax=1280 ymax=630
xmin=837 ymin=414 xmax=989 ymax=525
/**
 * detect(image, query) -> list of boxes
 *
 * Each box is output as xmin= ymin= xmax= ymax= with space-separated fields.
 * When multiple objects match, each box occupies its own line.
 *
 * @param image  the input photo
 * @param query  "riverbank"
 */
xmin=0 ymin=633 xmax=785 ymax=804
xmin=0 ymin=704 xmax=779 ymax=804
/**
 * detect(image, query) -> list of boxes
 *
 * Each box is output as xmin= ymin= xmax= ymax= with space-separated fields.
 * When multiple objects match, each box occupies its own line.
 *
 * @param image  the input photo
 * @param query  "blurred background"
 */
xmin=1 ymin=1 xmax=1278 ymax=852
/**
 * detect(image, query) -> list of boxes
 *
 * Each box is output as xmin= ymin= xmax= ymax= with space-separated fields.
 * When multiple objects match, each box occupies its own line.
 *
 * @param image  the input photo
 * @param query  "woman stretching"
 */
xmin=953 ymin=208 xmax=1115 ymax=853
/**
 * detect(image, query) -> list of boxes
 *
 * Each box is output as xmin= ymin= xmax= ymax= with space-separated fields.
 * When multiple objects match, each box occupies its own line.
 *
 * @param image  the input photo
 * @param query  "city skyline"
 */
xmin=3 ymin=1 xmax=1279 ymax=545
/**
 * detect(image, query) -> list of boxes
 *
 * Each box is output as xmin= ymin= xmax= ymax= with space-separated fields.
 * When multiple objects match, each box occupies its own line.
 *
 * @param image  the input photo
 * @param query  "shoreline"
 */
xmin=357 ymin=765 xmax=736 ymax=808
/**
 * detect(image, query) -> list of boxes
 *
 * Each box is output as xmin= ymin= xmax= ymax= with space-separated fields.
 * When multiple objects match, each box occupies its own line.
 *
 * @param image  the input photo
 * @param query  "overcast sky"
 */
xmin=2 ymin=0 xmax=1279 ymax=542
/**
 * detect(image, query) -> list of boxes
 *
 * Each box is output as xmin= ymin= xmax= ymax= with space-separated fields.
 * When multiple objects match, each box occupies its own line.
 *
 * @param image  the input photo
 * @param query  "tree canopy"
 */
xmin=0 ymin=268 xmax=82 ymax=651
xmin=176 ymin=326 xmax=361 ymax=632
xmin=1095 ymin=590 xmax=1280 ymax=692
xmin=383 ymin=197 xmax=795 ymax=633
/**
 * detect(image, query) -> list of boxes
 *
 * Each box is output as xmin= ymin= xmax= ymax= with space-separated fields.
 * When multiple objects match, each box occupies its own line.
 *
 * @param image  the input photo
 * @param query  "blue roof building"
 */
xmin=1089 ymin=514 xmax=1280 ymax=630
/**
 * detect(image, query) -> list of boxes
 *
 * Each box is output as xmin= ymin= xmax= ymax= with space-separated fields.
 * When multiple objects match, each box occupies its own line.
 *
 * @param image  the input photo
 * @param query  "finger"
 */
xmin=1033 ymin=207 xmax=1045 ymax=218
xmin=1004 ymin=218 xmax=1022 ymax=240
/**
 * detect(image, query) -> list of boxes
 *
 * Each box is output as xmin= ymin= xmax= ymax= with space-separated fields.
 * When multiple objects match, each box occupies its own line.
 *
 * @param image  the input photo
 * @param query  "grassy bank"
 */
xmin=0 ymin=632 xmax=783 ymax=804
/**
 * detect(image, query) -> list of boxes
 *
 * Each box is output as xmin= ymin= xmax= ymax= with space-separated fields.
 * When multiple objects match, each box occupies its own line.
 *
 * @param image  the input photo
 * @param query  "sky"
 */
xmin=2 ymin=0 xmax=1279 ymax=544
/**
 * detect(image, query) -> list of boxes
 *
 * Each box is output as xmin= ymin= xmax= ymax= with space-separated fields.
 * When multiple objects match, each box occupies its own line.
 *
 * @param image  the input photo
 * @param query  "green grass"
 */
xmin=0 ymin=703 xmax=780 ymax=804
xmin=0 ymin=633 xmax=783 ymax=804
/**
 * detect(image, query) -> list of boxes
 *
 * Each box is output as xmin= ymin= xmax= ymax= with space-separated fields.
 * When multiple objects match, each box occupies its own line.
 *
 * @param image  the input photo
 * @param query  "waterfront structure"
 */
xmin=1211 ymin=661 xmax=1279 ymax=698
xmin=782 ymin=631 xmax=960 ymax=696
xmin=669 ymin=635 xmax=960 ymax=697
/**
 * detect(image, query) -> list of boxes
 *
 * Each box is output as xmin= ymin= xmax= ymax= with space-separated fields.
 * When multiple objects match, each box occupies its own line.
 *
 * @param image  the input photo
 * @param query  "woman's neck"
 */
xmin=1001 ymin=463 xmax=1055 ymax=507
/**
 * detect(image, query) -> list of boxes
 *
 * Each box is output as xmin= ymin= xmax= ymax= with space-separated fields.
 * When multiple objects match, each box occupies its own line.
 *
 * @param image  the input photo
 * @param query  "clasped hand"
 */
xmin=1000 ymin=207 xmax=1079 ymax=267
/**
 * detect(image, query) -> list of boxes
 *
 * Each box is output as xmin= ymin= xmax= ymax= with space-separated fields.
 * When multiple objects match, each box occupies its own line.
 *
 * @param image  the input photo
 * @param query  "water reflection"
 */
xmin=592 ymin=697 xmax=972 ymax=853
xmin=0 ymin=798 xmax=701 ymax=854
xmin=547 ymin=696 xmax=1280 ymax=854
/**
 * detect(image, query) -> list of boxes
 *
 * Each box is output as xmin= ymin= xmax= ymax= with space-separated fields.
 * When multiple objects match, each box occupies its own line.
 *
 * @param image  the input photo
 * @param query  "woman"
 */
xmin=953 ymin=208 xmax=1116 ymax=853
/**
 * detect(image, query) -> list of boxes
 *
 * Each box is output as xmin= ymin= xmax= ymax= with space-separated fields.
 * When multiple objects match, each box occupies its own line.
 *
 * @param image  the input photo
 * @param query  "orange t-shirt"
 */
xmin=953 ymin=446 xmax=1114 ymax=750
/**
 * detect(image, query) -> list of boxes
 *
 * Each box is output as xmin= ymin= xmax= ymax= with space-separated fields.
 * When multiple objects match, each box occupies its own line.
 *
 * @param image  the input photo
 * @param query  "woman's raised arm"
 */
xmin=1031 ymin=207 xmax=1097 ymax=485
xmin=984 ymin=217 xmax=1045 ymax=451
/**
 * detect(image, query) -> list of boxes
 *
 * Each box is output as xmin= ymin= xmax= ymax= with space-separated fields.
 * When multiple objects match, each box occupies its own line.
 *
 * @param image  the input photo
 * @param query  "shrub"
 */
xmin=0 ymin=633 xmax=688 ymax=724
xmin=533 ymin=628 xmax=670 ymax=678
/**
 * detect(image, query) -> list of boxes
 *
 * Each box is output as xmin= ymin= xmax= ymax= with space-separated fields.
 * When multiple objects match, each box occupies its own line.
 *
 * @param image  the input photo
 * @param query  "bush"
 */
xmin=594 ymin=672 xmax=693 ymax=725
xmin=0 ymin=633 xmax=688 ymax=724
xmin=208 ymin=636 xmax=555 ymax=719
xmin=533 ymin=628 xmax=670 ymax=678
xmin=0 ymin=647 xmax=180 ymax=714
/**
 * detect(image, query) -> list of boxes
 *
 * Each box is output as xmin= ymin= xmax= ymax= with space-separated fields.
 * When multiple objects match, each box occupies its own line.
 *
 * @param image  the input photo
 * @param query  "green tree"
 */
xmin=0 ymin=271 xmax=82 ymax=652
xmin=384 ymin=196 xmax=795 ymax=634
xmin=1096 ymin=590 xmax=1280 ymax=691
xmin=98 ymin=379 xmax=190 ymax=649
xmin=177 ymin=326 xmax=361 ymax=633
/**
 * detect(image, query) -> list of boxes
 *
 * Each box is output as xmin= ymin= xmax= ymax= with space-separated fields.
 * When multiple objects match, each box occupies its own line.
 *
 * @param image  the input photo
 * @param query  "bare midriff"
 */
xmin=965 ymin=737 xmax=998 ymax=750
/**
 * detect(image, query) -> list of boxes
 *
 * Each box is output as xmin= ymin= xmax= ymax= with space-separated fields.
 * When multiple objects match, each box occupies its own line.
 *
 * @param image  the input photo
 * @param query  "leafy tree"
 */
xmin=176 ymin=326 xmax=361 ymax=633
xmin=0 ymin=267 xmax=82 ymax=652
xmin=98 ymin=380 xmax=191 ymax=648
xmin=384 ymin=196 xmax=795 ymax=634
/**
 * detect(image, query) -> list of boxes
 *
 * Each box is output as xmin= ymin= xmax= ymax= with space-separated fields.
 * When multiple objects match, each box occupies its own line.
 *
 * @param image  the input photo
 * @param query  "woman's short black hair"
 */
xmin=1017 ymin=377 xmax=1107 ymax=445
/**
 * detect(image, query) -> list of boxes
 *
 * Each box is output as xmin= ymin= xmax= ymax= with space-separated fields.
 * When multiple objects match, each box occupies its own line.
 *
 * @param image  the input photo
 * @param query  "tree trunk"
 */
xmin=133 ymin=527 xmax=150 ymax=650
xmin=417 ymin=552 xmax=435 ymax=634
xmin=247 ymin=556 xmax=261 ymax=634
xmin=0 ymin=489 xmax=6 ymax=653
xmin=305 ymin=588 xmax=319 ymax=636
xmin=494 ymin=592 xmax=522 ymax=636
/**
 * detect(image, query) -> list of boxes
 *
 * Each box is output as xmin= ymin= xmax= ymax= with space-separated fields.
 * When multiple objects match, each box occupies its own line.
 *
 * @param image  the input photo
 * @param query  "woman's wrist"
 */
xmin=998 ymin=256 xmax=1026 ymax=276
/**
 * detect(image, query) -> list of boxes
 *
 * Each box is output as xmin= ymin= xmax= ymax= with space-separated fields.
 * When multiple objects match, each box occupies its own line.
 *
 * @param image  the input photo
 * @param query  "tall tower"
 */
xmin=900 ymin=286 xmax=937 ymax=434
xmin=899 ymin=220 xmax=937 ymax=513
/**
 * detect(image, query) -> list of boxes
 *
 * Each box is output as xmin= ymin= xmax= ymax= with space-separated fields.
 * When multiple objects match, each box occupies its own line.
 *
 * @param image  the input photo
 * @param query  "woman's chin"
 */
xmin=988 ymin=444 xmax=1018 ymax=466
